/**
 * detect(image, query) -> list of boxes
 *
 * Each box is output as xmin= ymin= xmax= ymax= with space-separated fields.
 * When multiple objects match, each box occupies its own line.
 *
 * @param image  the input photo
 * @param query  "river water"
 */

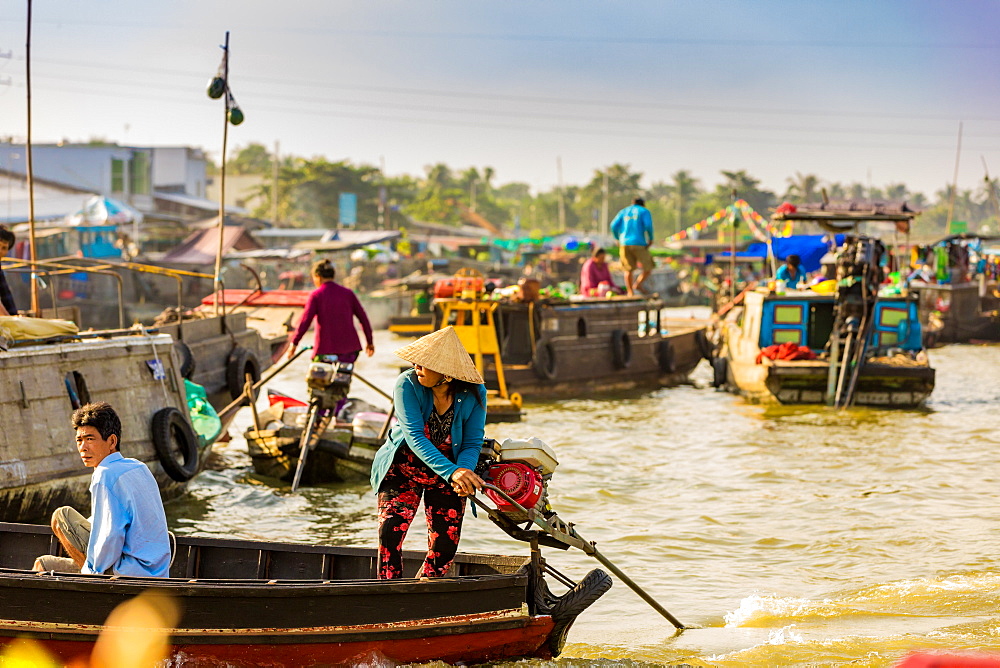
xmin=166 ymin=320 xmax=1000 ymax=667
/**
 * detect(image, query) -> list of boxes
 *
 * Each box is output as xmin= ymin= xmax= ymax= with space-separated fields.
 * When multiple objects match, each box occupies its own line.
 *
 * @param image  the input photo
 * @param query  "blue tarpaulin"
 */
xmin=716 ymin=234 xmax=844 ymax=273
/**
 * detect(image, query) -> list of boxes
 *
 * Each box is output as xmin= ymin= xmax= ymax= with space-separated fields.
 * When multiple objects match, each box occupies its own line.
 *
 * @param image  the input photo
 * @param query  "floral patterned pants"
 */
xmin=377 ymin=446 xmax=466 ymax=579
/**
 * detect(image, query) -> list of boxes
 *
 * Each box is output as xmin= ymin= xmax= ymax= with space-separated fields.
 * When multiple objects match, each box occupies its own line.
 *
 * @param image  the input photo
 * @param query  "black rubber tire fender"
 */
xmin=548 ymin=568 xmax=614 ymax=656
xmin=610 ymin=329 xmax=632 ymax=369
xmin=711 ymin=355 xmax=729 ymax=389
xmin=151 ymin=407 xmax=200 ymax=482
xmin=657 ymin=338 xmax=677 ymax=373
xmin=532 ymin=339 xmax=558 ymax=381
xmin=173 ymin=340 xmax=196 ymax=379
xmin=226 ymin=346 xmax=261 ymax=402
xmin=695 ymin=328 xmax=714 ymax=361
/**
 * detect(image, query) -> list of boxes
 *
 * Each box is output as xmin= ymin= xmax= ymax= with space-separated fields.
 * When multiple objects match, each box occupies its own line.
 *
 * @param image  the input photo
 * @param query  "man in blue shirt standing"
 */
xmin=610 ymin=197 xmax=655 ymax=296
xmin=33 ymin=402 xmax=171 ymax=577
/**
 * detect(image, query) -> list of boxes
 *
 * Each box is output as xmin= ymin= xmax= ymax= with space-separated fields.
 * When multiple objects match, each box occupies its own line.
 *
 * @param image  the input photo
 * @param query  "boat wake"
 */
xmin=726 ymin=570 xmax=1000 ymax=628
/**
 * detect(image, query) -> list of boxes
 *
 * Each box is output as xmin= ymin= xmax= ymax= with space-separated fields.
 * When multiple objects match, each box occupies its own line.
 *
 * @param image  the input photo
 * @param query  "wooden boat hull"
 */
xmin=726 ymin=357 xmax=936 ymax=407
xmin=0 ymin=333 xmax=205 ymax=522
xmin=388 ymin=314 xmax=435 ymax=337
xmin=0 ymin=522 xmax=602 ymax=665
xmin=245 ymin=425 xmax=379 ymax=484
xmin=717 ymin=289 xmax=936 ymax=408
xmin=158 ymin=312 xmax=277 ymax=410
xmin=489 ymin=298 xmax=708 ymax=399
xmin=910 ymin=281 xmax=1000 ymax=343
xmin=3 ymin=616 xmax=557 ymax=667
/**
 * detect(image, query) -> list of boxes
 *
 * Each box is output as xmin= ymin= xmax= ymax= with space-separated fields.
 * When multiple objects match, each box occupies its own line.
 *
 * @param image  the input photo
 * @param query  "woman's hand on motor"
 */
xmin=365 ymin=343 xmax=375 ymax=357
xmin=450 ymin=468 xmax=484 ymax=497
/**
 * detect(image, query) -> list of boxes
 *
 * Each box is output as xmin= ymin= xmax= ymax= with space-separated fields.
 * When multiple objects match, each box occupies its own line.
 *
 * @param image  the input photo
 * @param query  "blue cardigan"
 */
xmin=370 ymin=369 xmax=488 ymax=493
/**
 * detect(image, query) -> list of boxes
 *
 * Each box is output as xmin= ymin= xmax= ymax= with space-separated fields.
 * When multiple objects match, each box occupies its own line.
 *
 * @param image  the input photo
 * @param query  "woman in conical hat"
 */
xmin=370 ymin=326 xmax=487 ymax=580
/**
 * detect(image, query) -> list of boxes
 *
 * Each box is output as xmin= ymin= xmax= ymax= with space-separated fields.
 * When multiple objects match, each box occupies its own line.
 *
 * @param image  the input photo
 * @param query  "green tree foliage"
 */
xmin=229 ymin=143 xmax=273 ymax=175
xmin=224 ymin=143 xmax=1000 ymax=238
xmin=569 ymin=163 xmax=645 ymax=235
xmin=784 ymin=172 xmax=820 ymax=203
xmin=648 ymin=170 xmax=703 ymax=235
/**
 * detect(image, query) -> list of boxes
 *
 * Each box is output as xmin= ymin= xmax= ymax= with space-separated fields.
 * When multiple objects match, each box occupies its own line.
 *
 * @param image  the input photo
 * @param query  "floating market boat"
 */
xmin=713 ymin=206 xmax=935 ymax=408
xmin=244 ymin=390 xmax=387 ymax=485
xmin=0 ymin=322 xmax=209 ymax=522
xmin=480 ymin=295 xmax=710 ymax=399
xmin=0 ymin=520 xmax=609 ymax=666
xmin=907 ymin=234 xmax=1000 ymax=344
xmin=713 ymin=287 xmax=934 ymax=406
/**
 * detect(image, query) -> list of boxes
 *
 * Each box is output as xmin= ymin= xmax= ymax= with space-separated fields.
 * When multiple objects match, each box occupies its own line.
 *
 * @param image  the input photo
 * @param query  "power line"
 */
xmin=24 ymin=57 xmax=1000 ymax=125
xmin=14 ymin=79 xmax=1000 ymax=154
xmin=21 ymin=70 xmax=1000 ymax=141
xmin=1 ymin=19 xmax=998 ymax=50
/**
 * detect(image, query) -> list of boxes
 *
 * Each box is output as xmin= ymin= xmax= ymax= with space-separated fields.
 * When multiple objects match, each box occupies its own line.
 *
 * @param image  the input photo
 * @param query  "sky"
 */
xmin=2 ymin=1 xmax=1000 ymax=202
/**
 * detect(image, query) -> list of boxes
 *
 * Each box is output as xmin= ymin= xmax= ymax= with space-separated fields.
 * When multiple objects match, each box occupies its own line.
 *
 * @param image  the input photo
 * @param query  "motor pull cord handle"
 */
xmin=475 ymin=483 xmax=685 ymax=630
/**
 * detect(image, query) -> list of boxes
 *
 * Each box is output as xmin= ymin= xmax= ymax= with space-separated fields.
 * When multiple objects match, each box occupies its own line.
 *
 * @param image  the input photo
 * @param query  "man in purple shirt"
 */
xmin=580 ymin=247 xmax=618 ymax=297
xmin=286 ymin=259 xmax=375 ymax=362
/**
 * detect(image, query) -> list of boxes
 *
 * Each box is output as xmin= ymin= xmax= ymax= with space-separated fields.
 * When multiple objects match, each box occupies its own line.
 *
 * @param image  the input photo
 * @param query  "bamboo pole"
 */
xmin=25 ymin=0 xmax=39 ymax=316
xmin=213 ymin=31 xmax=230 ymax=317
xmin=945 ymin=122 xmax=963 ymax=232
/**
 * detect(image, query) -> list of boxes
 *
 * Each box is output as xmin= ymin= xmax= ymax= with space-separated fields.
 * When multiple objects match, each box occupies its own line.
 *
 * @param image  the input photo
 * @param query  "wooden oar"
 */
xmin=472 ymin=484 xmax=686 ymax=630
xmin=351 ymin=371 xmax=393 ymax=402
xmin=216 ymin=345 xmax=312 ymax=436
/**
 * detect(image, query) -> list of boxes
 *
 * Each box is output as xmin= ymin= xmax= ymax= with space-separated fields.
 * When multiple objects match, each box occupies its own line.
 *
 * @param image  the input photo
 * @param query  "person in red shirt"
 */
xmin=579 ymin=247 xmax=618 ymax=297
xmin=285 ymin=259 xmax=375 ymax=362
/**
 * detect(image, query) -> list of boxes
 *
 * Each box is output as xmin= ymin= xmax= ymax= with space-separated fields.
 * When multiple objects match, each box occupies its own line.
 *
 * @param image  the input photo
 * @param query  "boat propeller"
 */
xmin=473 ymin=437 xmax=686 ymax=630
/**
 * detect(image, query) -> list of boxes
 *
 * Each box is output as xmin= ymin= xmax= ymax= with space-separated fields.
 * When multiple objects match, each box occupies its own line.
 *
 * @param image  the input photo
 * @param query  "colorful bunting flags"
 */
xmin=664 ymin=200 xmax=792 ymax=244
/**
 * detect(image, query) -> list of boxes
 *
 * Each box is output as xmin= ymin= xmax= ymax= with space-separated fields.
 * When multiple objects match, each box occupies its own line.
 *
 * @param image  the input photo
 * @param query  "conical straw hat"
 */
xmin=394 ymin=326 xmax=485 ymax=384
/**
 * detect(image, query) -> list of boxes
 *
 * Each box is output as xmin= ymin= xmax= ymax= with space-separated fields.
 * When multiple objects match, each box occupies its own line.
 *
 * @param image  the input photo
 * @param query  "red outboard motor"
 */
xmin=479 ymin=437 xmax=558 ymax=523
xmin=485 ymin=462 xmax=545 ymax=513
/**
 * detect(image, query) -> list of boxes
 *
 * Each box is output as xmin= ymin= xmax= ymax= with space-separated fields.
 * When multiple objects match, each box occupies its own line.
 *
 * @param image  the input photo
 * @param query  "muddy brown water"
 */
xmin=167 ymin=320 xmax=1000 ymax=667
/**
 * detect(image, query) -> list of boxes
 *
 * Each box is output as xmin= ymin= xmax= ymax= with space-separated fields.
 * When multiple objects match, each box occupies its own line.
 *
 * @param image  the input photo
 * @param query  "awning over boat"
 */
xmin=300 ymin=230 xmax=401 ymax=252
xmin=772 ymin=200 xmax=920 ymax=231
xmin=716 ymin=234 xmax=845 ymax=273
xmin=65 ymin=196 xmax=143 ymax=226
xmin=161 ymin=225 xmax=262 ymax=265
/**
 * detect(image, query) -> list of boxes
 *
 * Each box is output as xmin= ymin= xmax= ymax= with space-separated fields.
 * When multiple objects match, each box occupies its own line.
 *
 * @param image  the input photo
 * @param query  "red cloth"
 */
xmin=290 ymin=281 xmax=373 ymax=356
xmin=895 ymin=654 xmax=1000 ymax=668
xmin=756 ymin=341 xmax=817 ymax=364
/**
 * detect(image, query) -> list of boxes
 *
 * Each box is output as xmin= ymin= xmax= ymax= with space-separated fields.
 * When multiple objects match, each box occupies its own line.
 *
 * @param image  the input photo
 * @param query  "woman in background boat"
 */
xmin=776 ymin=254 xmax=808 ymax=287
xmin=580 ymin=246 xmax=621 ymax=297
xmin=285 ymin=259 xmax=375 ymax=362
xmin=371 ymin=326 xmax=487 ymax=579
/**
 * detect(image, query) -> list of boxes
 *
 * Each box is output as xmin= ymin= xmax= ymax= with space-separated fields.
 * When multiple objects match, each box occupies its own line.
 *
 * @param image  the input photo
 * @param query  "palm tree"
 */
xmin=784 ymin=172 xmax=820 ymax=203
xmin=884 ymin=183 xmax=909 ymax=202
xmin=669 ymin=170 xmax=700 ymax=233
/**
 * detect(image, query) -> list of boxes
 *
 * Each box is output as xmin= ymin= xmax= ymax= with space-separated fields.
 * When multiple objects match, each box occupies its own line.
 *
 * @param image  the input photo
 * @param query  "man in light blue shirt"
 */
xmin=610 ymin=197 xmax=655 ymax=296
xmin=33 ymin=402 xmax=171 ymax=577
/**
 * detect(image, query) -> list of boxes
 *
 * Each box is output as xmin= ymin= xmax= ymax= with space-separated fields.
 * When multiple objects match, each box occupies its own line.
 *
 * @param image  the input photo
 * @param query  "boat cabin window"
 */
xmin=576 ymin=317 xmax=587 ymax=338
xmin=871 ymin=303 xmax=916 ymax=348
xmin=761 ymin=300 xmax=837 ymax=350
xmin=766 ymin=303 xmax=808 ymax=346
xmin=637 ymin=311 xmax=647 ymax=338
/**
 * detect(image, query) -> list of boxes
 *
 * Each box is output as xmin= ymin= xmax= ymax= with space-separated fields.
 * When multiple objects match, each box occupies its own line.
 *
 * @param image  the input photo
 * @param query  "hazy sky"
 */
xmin=2 ymin=1 xmax=999 ymax=201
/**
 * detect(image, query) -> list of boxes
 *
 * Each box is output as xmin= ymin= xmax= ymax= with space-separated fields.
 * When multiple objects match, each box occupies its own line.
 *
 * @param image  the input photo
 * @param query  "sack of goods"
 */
xmin=0 ymin=316 xmax=79 ymax=348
